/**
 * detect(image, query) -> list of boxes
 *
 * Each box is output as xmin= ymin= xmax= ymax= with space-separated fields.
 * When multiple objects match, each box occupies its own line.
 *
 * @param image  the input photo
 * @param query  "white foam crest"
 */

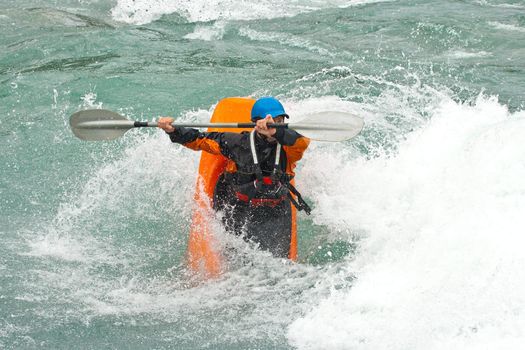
xmin=475 ymin=0 xmax=525 ymax=9
xmin=183 ymin=21 xmax=227 ymax=41
xmin=24 ymin=233 xmax=101 ymax=263
xmin=289 ymin=96 xmax=525 ymax=349
xmin=239 ymin=27 xmax=333 ymax=56
xmin=447 ymin=50 xmax=492 ymax=59
xmin=284 ymin=95 xmax=367 ymax=119
xmin=495 ymin=3 xmax=525 ymax=9
xmin=488 ymin=21 xmax=525 ymax=33
xmin=80 ymin=91 xmax=102 ymax=108
xmin=111 ymin=0 xmax=391 ymax=25
xmin=282 ymin=66 xmax=449 ymax=114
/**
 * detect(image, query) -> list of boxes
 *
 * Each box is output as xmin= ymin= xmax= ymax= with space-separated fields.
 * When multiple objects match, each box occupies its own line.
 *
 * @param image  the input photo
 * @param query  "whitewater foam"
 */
xmin=111 ymin=0 xmax=391 ymax=25
xmin=184 ymin=21 xmax=227 ymax=41
xmin=488 ymin=21 xmax=525 ymax=33
xmin=288 ymin=95 xmax=525 ymax=349
xmin=238 ymin=27 xmax=333 ymax=56
xmin=475 ymin=1 xmax=525 ymax=9
xmin=25 ymin=107 xmax=211 ymax=264
xmin=447 ymin=50 xmax=492 ymax=59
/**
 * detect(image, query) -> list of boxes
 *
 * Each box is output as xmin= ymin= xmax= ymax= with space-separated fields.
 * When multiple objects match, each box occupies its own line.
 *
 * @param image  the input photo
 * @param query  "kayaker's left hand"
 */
xmin=158 ymin=117 xmax=175 ymax=133
xmin=255 ymin=115 xmax=276 ymax=137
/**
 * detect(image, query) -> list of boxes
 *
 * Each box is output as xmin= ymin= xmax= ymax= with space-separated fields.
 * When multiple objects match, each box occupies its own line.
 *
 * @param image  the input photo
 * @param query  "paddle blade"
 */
xmin=290 ymin=111 xmax=364 ymax=142
xmin=70 ymin=109 xmax=134 ymax=141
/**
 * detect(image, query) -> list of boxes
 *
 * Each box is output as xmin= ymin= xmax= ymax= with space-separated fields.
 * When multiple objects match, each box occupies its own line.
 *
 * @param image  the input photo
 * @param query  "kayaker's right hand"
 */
xmin=158 ymin=117 xmax=175 ymax=133
xmin=255 ymin=115 xmax=277 ymax=137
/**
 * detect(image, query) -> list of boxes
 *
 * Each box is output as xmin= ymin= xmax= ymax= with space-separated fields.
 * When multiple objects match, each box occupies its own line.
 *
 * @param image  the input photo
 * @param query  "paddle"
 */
xmin=70 ymin=109 xmax=364 ymax=142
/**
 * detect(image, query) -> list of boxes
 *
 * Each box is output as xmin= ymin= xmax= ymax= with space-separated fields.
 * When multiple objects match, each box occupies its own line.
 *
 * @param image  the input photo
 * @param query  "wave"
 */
xmin=183 ymin=21 xmax=227 ymax=41
xmin=289 ymin=95 xmax=525 ymax=349
xmin=446 ymin=50 xmax=492 ymax=59
xmin=26 ymin=7 xmax=114 ymax=28
xmin=474 ymin=1 xmax=525 ymax=9
xmin=238 ymin=27 xmax=334 ymax=56
xmin=489 ymin=21 xmax=525 ymax=33
xmin=111 ymin=0 xmax=391 ymax=25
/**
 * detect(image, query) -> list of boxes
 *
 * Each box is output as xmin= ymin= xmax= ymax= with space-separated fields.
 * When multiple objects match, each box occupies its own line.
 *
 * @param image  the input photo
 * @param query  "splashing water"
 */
xmin=2 ymin=0 xmax=524 ymax=348
xmin=289 ymin=95 xmax=525 ymax=349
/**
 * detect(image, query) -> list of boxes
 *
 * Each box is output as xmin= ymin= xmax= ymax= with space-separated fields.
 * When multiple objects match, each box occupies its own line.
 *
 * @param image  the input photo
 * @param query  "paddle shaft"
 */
xmin=75 ymin=120 xmax=289 ymax=130
xmin=141 ymin=121 xmax=281 ymax=129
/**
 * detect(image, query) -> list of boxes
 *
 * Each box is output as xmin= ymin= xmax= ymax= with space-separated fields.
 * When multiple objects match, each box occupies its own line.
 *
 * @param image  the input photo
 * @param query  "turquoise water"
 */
xmin=1 ymin=0 xmax=525 ymax=349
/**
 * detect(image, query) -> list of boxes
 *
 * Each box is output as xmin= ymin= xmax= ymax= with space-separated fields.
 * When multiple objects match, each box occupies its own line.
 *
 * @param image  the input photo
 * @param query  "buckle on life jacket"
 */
xmin=235 ymin=191 xmax=286 ymax=208
xmin=235 ymin=192 xmax=250 ymax=202
xmin=250 ymin=195 xmax=287 ymax=208
xmin=261 ymin=176 xmax=273 ymax=185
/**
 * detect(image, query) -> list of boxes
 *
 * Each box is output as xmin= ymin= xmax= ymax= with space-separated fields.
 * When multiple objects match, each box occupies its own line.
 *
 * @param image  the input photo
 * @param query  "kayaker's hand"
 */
xmin=255 ymin=115 xmax=276 ymax=137
xmin=158 ymin=117 xmax=175 ymax=133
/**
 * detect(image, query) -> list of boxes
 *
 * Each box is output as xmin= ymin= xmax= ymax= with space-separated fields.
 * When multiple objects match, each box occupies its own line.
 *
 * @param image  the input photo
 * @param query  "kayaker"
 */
xmin=158 ymin=97 xmax=310 ymax=258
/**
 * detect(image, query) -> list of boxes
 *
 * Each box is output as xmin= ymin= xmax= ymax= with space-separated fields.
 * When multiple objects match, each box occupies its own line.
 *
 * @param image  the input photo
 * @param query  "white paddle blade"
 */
xmin=70 ymin=109 xmax=134 ymax=141
xmin=290 ymin=111 xmax=364 ymax=142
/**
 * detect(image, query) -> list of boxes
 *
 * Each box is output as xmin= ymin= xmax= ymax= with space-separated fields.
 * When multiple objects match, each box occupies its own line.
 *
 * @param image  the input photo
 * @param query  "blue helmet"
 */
xmin=251 ymin=97 xmax=289 ymax=122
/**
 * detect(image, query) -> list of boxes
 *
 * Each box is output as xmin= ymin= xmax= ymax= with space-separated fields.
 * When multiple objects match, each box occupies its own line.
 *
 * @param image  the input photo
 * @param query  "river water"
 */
xmin=1 ymin=0 xmax=525 ymax=349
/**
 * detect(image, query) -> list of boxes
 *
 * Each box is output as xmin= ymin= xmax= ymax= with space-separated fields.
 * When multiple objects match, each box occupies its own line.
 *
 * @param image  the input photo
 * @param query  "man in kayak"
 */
xmin=158 ymin=97 xmax=310 ymax=258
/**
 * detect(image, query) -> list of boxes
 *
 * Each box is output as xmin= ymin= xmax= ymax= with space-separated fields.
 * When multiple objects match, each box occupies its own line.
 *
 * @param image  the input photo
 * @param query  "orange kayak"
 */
xmin=186 ymin=97 xmax=298 ymax=278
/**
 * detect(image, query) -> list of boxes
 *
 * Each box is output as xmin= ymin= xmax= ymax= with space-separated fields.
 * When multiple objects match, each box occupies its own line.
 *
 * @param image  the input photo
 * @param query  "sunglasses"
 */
xmin=273 ymin=116 xmax=286 ymax=123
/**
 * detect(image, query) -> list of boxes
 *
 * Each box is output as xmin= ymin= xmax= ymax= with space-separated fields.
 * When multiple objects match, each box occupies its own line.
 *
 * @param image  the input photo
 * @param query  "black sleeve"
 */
xmin=168 ymin=127 xmax=202 ymax=144
xmin=166 ymin=127 xmax=244 ymax=159
xmin=273 ymin=128 xmax=303 ymax=146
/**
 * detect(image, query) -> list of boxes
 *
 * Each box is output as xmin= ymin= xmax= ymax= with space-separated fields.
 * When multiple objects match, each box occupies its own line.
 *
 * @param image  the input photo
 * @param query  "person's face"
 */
xmin=258 ymin=115 xmax=286 ymax=143
xmin=273 ymin=115 xmax=285 ymax=123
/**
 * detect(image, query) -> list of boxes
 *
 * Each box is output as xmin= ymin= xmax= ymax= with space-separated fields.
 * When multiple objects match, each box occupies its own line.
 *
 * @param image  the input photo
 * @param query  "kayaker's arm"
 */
xmin=174 ymin=128 xmax=241 ymax=158
xmin=166 ymin=126 xmax=205 ymax=146
xmin=282 ymin=135 xmax=310 ymax=177
xmin=273 ymin=128 xmax=307 ymax=146
xmin=158 ymin=117 xmax=242 ymax=157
